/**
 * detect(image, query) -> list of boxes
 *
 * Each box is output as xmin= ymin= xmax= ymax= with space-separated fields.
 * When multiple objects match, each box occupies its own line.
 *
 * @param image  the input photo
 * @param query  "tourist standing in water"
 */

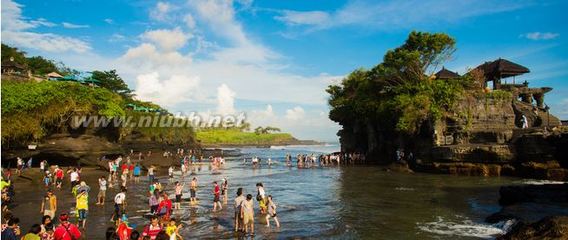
xmin=242 ymin=194 xmax=254 ymax=236
xmin=222 ymin=178 xmax=228 ymax=204
xmin=111 ymin=187 xmax=127 ymax=223
xmin=213 ymin=181 xmax=222 ymax=211
xmin=149 ymin=190 xmax=159 ymax=214
xmin=53 ymin=213 xmax=81 ymax=240
xmin=256 ymin=183 xmax=267 ymax=214
xmin=174 ymin=181 xmax=184 ymax=210
xmin=233 ymin=188 xmax=245 ymax=232
xmin=141 ymin=215 xmax=162 ymax=240
xmin=40 ymin=190 xmax=57 ymax=219
xmin=75 ymin=189 xmax=88 ymax=228
xmin=133 ymin=164 xmax=141 ymax=183
xmin=147 ymin=165 xmax=155 ymax=183
xmin=265 ymin=195 xmax=281 ymax=228
xmin=168 ymin=166 xmax=174 ymax=183
xmin=190 ymin=177 xmax=197 ymax=204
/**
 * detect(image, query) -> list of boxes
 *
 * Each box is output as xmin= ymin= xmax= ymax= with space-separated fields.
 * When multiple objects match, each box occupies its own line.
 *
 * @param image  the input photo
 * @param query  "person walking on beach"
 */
xmin=54 ymin=167 xmax=64 ymax=189
xmin=133 ymin=164 xmax=141 ymax=183
xmin=242 ymin=194 xmax=254 ymax=236
xmin=212 ymin=181 xmax=222 ymax=212
xmin=97 ymin=176 xmax=107 ymax=205
xmin=174 ymin=181 xmax=184 ymax=210
xmin=149 ymin=190 xmax=159 ymax=214
xmin=148 ymin=165 xmax=155 ymax=184
xmin=40 ymin=190 xmax=57 ymax=219
xmin=53 ymin=213 xmax=81 ymax=240
xmin=265 ymin=195 xmax=280 ymax=228
xmin=75 ymin=189 xmax=88 ymax=228
xmin=168 ymin=166 xmax=174 ymax=183
xmin=111 ymin=187 xmax=127 ymax=223
xmin=234 ymin=188 xmax=245 ymax=232
xmin=190 ymin=177 xmax=197 ymax=204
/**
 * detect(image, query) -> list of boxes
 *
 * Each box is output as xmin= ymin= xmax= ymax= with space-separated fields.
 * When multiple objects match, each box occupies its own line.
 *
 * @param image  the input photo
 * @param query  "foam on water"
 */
xmin=518 ymin=179 xmax=566 ymax=185
xmin=417 ymin=216 xmax=515 ymax=239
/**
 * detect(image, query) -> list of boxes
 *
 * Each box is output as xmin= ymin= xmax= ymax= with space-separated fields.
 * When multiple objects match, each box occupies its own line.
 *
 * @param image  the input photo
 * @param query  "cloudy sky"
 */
xmin=2 ymin=0 xmax=567 ymax=142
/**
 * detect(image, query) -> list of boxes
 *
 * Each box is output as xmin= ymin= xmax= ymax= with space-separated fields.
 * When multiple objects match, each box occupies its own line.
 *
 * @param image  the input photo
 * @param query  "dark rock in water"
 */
xmin=499 ymin=184 xmax=568 ymax=206
xmin=497 ymin=216 xmax=568 ymax=240
xmin=487 ymin=203 xmax=568 ymax=224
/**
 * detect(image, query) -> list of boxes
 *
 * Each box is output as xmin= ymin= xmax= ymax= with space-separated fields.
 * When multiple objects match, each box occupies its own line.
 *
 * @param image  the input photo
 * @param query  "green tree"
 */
xmin=92 ymin=70 xmax=133 ymax=98
xmin=26 ymin=56 xmax=59 ymax=75
xmin=1 ymin=44 xmax=27 ymax=66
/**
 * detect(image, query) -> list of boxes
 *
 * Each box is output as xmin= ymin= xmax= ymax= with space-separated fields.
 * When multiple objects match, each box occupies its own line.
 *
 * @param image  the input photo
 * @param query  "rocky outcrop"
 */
xmin=498 ymin=184 xmax=568 ymax=206
xmin=497 ymin=216 xmax=568 ymax=240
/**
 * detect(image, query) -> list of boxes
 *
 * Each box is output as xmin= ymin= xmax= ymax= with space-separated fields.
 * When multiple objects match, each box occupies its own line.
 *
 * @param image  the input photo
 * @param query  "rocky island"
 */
xmin=327 ymin=31 xmax=567 ymax=181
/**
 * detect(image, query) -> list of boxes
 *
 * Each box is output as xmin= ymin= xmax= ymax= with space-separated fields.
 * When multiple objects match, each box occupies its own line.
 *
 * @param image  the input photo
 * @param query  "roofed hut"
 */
xmin=434 ymin=67 xmax=460 ymax=80
xmin=474 ymin=58 xmax=529 ymax=89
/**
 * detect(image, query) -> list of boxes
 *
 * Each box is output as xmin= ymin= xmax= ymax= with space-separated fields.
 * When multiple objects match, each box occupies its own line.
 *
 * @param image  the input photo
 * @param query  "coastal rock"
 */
xmin=497 ymin=216 xmax=568 ymax=240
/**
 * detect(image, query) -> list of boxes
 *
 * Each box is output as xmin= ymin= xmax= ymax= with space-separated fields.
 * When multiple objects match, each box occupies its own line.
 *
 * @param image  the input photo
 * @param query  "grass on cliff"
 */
xmin=196 ymin=129 xmax=295 ymax=145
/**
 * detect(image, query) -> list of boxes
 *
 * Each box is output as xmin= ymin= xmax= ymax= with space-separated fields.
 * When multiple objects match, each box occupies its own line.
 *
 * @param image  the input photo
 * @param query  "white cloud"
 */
xmin=190 ymin=0 xmax=248 ymax=45
xmin=141 ymin=28 xmax=192 ymax=51
xmin=108 ymin=33 xmax=126 ymax=42
xmin=216 ymin=84 xmax=236 ymax=115
xmin=104 ymin=18 xmax=114 ymax=24
xmin=275 ymin=0 xmax=530 ymax=31
xmin=275 ymin=10 xmax=331 ymax=27
xmin=521 ymin=32 xmax=559 ymax=40
xmin=150 ymin=1 xmax=173 ymax=21
xmin=183 ymin=14 xmax=196 ymax=29
xmin=1 ymin=0 xmax=90 ymax=53
xmin=2 ymin=31 xmax=91 ymax=53
xmin=134 ymin=72 xmax=200 ymax=107
xmin=285 ymin=106 xmax=305 ymax=120
xmin=62 ymin=22 xmax=90 ymax=29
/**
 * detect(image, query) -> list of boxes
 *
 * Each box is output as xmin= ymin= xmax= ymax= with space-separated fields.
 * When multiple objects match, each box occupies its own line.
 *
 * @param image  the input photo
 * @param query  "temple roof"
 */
xmin=435 ymin=67 xmax=460 ymax=79
xmin=474 ymin=58 xmax=530 ymax=81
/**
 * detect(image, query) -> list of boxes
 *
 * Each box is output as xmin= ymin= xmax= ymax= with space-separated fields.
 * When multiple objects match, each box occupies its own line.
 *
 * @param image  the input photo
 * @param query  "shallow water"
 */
xmin=9 ymin=145 xmax=541 ymax=239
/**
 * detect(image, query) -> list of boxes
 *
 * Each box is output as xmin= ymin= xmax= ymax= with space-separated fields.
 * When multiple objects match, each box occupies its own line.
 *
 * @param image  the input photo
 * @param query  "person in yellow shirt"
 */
xmin=76 ymin=190 xmax=89 ymax=228
xmin=165 ymin=218 xmax=183 ymax=240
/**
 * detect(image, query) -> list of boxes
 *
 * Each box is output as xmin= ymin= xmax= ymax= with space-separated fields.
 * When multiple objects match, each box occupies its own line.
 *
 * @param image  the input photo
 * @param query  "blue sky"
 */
xmin=2 ymin=0 xmax=567 ymax=142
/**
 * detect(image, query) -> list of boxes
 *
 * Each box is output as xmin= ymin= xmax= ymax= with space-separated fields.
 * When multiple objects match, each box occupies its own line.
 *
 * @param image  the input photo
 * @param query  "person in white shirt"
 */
xmin=70 ymin=168 xmax=80 ymax=189
xmin=111 ymin=187 xmax=127 ymax=223
xmin=97 ymin=176 xmax=107 ymax=205
xmin=233 ymin=188 xmax=246 ymax=232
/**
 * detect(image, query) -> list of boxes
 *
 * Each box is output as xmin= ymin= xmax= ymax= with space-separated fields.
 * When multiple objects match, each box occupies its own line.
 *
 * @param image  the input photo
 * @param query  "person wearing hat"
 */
xmin=53 ymin=213 xmax=81 ymax=240
xmin=75 ymin=189 xmax=88 ymax=228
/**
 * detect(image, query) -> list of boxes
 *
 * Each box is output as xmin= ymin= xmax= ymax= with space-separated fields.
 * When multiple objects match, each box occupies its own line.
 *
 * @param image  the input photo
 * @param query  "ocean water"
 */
xmin=10 ymin=144 xmax=551 ymax=239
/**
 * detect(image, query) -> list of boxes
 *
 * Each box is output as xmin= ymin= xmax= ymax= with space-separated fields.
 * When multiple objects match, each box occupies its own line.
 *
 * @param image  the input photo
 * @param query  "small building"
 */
xmin=434 ymin=67 xmax=460 ymax=80
xmin=46 ymin=72 xmax=63 ymax=80
xmin=1 ymin=58 xmax=26 ymax=74
xmin=474 ymin=58 xmax=529 ymax=90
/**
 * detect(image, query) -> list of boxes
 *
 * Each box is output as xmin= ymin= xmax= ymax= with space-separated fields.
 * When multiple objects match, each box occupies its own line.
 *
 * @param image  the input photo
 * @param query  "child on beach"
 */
xmin=265 ymin=195 xmax=280 ymax=228
xmin=212 ymin=181 xmax=222 ymax=212
xmin=76 ymin=189 xmax=88 ymax=228
xmin=242 ymin=194 xmax=254 ymax=235
xmin=165 ymin=218 xmax=183 ymax=240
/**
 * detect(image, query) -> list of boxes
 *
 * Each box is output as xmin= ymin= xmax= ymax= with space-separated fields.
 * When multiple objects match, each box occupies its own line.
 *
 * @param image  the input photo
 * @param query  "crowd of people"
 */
xmin=1 ymin=148 xmax=285 ymax=239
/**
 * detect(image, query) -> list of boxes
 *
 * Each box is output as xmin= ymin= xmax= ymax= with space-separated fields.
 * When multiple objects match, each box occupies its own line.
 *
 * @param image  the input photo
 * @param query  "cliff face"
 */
xmin=414 ymin=97 xmax=567 ymax=180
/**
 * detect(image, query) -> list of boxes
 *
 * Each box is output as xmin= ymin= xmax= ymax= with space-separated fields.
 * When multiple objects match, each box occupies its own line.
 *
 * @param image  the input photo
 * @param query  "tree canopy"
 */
xmin=92 ymin=70 xmax=133 ymax=98
xmin=327 ymin=31 xmax=464 ymax=150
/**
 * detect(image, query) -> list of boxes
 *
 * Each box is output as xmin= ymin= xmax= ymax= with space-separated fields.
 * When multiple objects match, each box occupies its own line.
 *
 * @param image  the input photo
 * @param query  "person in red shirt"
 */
xmin=116 ymin=215 xmax=132 ymax=240
xmin=141 ymin=216 xmax=162 ymax=240
xmin=53 ymin=213 xmax=81 ymax=240
xmin=213 ymin=181 xmax=222 ymax=211
xmin=157 ymin=192 xmax=172 ymax=221
xmin=54 ymin=167 xmax=64 ymax=189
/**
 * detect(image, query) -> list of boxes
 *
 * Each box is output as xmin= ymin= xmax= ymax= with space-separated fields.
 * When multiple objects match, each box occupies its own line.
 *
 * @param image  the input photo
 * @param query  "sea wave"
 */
xmin=518 ymin=179 xmax=566 ymax=185
xmin=417 ymin=216 xmax=515 ymax=239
